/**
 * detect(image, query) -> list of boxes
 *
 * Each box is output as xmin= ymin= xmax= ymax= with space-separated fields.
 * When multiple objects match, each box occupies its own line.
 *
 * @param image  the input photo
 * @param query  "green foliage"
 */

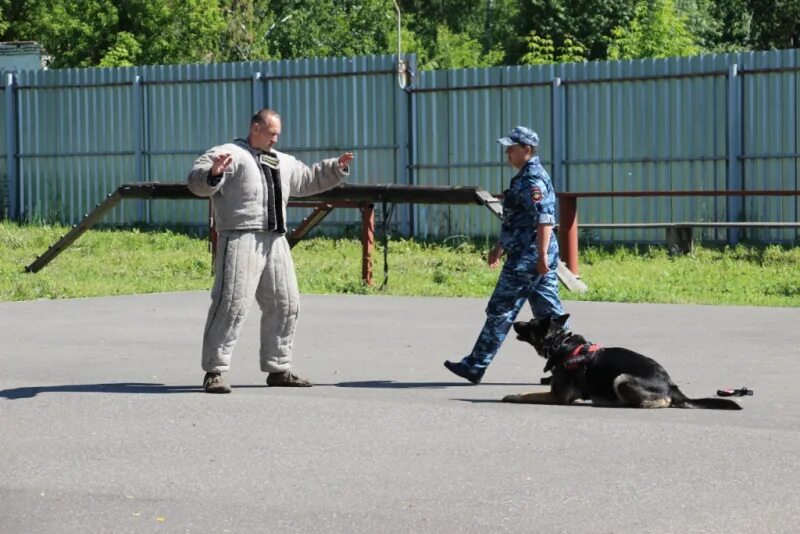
xmin=98 ymin=32 xmax=141 ymax=68
xmin=571 ymin=243 xmax=800 ymax=306
xmin=608 ymin=0 xmax=702 ymax=59
xmin=217 ymin=0 xmax=271 ymax=62
xmin=0 ymin=222 xmax=211 ymax=300
xmin=0 ymin=6 xmax=8 ymax=35
xmin=261 ymin=0 xmax=396 ymax=60
xmin=708 ymin=0 xmax=753 ymax=51
xmin=389 ymin=25 xmax=431 ymax=67
xmin=424 ymin=26 xmax=504 ymax=69
xmin=1 ymin=0 xmax=798 ymax=70
xmin=0 ymin=0 xmax=225 ymax=68
xmin=520 ymin=32 xmax=587 ymax=65
xmin=511 ymin=0 xmax=637 ymax=62
xmin=2 ymin=223 xmax=799 ymax=307
xmin=748 ymin=0 xmax=800 ymax=50
xmin=674 ymin=0 xmax=721 ymax=51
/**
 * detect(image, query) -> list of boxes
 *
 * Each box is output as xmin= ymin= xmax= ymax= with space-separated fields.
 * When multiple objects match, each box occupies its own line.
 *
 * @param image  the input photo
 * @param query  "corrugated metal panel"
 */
xmin=0 ymin=81 xmax=7 ymax=216
xmin=562 ymin=59 xmax=616 ymax=243
xmin=741 ymin=49 xmax=799 ymax=242
xmin=413 ymin=69 xmax=452 ymax=239
xmin=557 ymin=54 xmax=732 ymax=243
xmin=665 ymin=54 xmax=728 ymax=242
xmin=144 ymin=61 xmax=255 ymax=230
xmin=16 ymin=67 xmax=137 ymax=225
xmin=10 ymin=55 xmax=400 ymax=231
xmin=264 ymin=55 xmax=398 ymax=232
xmin=492 ymin=65 xmax=553 ymax=240
xmin=5 ymin=49 xmax=800 ymax=243
xmin=414 ymin=64 xmax=554 ymax=240
xmin=448 ymin=66 xmax=504 ymax=239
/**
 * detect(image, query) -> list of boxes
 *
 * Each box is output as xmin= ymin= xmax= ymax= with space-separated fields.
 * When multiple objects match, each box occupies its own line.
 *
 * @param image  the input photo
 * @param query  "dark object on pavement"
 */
xmin=717 ymin=387 xmax=753 ymax=397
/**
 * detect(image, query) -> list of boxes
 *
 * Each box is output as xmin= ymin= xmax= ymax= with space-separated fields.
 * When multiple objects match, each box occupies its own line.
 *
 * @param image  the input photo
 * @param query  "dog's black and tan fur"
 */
xmin=504 ymin=314 xmax=742 ymax=410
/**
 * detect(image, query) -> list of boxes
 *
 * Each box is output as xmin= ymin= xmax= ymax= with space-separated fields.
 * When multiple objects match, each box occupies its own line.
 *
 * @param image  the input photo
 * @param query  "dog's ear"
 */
xmin=554 ymin=314 xmax=570 ymax=327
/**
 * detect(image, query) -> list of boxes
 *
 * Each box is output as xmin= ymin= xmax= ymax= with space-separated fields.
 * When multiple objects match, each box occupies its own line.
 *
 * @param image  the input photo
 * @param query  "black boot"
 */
xmin=203 ymin=372 xmax=231 ymax=394
xmin=443 ymin=360 xmax=485 ymax=384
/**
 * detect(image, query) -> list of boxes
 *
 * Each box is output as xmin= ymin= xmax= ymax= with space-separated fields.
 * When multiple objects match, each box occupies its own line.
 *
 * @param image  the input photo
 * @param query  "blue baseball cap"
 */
xmin=497 ymin=126 xmax=539 ymax=147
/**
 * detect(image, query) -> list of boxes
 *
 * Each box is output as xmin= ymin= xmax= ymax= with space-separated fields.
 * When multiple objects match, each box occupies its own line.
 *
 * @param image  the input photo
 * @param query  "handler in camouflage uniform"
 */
xmin=444 ymin=126 xmax=566 ymax=384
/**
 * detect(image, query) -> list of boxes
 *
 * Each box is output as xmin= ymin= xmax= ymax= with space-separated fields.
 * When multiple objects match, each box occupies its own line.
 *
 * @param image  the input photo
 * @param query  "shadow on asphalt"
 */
xmin=332 ymin=380 xmax=537 ymax=389
xmin=1 ymin=380 xmax=541 ymax=399
xmin=452 ymin=397 xmax=593 ymax=407
xmin=0 ymin=383 xmax=225 ymax=399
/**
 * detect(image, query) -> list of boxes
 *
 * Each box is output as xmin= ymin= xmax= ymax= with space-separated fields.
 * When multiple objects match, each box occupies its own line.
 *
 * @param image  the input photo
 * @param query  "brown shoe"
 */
xmin=203 ymin=372 xmax=231 ymax=394
xmin=266 ymin=370 xmax=312 ymax=387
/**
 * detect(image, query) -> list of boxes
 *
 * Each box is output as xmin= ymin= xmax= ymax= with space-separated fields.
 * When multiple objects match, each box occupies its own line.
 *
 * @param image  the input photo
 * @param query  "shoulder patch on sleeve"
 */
xmin=531 ymin=185 xmax=543 ymax=203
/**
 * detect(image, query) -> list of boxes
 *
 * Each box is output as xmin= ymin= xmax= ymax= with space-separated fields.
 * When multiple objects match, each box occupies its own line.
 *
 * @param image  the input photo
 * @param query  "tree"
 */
xmin=98 ymin=32 xmax=141 ymax=67
xmin=748 ymin=0 xmax=800 ymax=49
xmin=113 ymin=0 xmax=226 ymax=66
xmin=674 ymin=0 xmax=720 ymax=51
xmin=217 ymin=0 xmax=272 ymax=62
xmin=0 ymin=0 xmax=225 ymax=68
xmin=0 ymin=6 xmax=8 ymax=36
xmin=423 ymin=26 xmax=503 ymax=69
xmin=520 ymin=32 xmax=587 ymax=65
xmin=3 ymin=0 xmax=799 ymax=69
xmin=261 ymin=0 xmax=397 ymax=60
xmin=608 ymin=0 xmax=702 ymax=59
xmin=395 ymin=0 xmax=517 ymax=66
xmin=510 ymin=0 xmax=637 ymax=62
xmin=708 ymin=0 xmax=752 ymax=51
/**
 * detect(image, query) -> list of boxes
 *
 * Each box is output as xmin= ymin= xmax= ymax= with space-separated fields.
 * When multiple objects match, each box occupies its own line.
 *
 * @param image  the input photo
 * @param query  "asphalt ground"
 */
xmin=1 ymin=293 xmax=798 ymax=533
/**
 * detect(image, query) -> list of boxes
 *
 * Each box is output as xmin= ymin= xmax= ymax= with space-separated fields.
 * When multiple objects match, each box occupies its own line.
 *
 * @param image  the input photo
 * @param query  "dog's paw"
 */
xmin=502 ymin=393 xmax=524 ymax=403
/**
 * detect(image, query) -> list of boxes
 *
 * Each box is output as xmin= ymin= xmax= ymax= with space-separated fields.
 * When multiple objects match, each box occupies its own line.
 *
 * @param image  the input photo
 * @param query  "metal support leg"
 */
xmin=361 ymin=203 xmax=375 ymax=286
xmin=558 ymin=195 xmax=579 ymax=275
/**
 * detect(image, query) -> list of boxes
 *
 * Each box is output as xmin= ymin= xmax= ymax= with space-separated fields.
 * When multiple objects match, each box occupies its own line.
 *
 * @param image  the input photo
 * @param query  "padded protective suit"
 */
xmin=187 ymin=139 xmax=347 ymax=372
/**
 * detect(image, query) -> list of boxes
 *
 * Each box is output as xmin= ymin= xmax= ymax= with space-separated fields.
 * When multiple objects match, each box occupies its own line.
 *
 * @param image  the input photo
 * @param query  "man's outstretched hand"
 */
xmin=210 ymin=153 xmax=233 ymax=177
xmin=338 ymin=152 xmax=354 ymax=170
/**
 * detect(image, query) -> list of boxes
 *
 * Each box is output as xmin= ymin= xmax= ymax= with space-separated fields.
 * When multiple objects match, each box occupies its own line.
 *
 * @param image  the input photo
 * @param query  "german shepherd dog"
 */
xmin=504 ymin=314 xmax=742 ymax=410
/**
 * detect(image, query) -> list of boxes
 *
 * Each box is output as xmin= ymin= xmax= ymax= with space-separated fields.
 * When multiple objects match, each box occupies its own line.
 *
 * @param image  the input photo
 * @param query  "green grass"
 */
xmin=2 ymin=221 xmax=799 ymax=306
xmin=0 ymin=222 xmax=211 ymax=301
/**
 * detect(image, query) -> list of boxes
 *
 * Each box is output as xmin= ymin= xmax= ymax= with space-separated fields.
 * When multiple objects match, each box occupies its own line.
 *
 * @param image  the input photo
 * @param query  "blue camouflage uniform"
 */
xmin=444 ymin=126 xmax=566 ymax=383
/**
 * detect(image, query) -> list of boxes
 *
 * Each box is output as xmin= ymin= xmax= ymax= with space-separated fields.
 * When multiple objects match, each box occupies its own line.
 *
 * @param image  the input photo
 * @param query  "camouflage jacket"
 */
xmin=499 ymin=156 xmax=557 ymax=253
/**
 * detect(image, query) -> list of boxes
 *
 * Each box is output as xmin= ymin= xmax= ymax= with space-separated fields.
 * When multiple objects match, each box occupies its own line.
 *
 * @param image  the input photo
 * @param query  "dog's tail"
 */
xmin=669 ymin=385 xmax=742 ymax=410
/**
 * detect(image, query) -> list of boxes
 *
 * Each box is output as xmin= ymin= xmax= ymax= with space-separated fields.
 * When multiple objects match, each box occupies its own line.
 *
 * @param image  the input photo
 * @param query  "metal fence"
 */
xmin=411 ymin=50 xmax=799 ymax=243
xmin=2 ymin=49 xmax=799 ymax=242
xmin=2 ymin=56 xmax=406 ymax=232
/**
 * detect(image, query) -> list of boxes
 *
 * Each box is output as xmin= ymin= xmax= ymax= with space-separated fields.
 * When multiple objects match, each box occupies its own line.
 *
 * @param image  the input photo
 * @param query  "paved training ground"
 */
xmin=1 ymin=293 xmax=798 ymax=533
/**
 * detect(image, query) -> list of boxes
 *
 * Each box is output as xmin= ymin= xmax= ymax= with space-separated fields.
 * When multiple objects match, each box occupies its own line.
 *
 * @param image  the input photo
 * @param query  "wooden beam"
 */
xmin=25 ymin=190 xmax=123 ymax=273
xmin=288 ymin=204 xmax=334 ymax=248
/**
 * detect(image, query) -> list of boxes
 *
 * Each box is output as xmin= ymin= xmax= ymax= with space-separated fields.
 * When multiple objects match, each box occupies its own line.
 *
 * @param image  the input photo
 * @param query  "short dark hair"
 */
xmin=251 ymin=108 xmax=281 ymax=126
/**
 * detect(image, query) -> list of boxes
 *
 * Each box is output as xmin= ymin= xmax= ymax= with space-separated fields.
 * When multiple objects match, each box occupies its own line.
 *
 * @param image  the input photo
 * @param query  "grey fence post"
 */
xmin=5 ymin=72 xmax=18 ymax=220
xmin=406 ymin=54 xmax=418 ymax=238
xmin=133 ymin=75 xmax=143 ymax=182
xmin=551 ymin=77 xmax=563 ymax=189
xmin=132 ymin=74 xmax=147 ymax=223
xmin=395 ymin=54 xmax=411 ymax=236
xmin=726 ymin=64 xmax=742 ymax=245
xmin=252 ymin=72 xmax=263 ymax=111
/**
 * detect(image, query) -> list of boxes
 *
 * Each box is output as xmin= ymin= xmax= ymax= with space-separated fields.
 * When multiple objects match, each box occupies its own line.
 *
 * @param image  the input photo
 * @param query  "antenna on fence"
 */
xmin=393 ymin=0 xmax=409 ymax=89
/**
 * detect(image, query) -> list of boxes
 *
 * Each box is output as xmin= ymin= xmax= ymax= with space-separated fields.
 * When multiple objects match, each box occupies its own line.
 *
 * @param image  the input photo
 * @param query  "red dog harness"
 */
xmin=562 ymin=343 xmax=602 ymax=371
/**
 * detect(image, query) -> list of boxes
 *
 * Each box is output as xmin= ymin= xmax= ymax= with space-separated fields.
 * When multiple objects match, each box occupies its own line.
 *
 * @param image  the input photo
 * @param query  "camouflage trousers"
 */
xmin=462 ymin=246 xmax=565 ymax=371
